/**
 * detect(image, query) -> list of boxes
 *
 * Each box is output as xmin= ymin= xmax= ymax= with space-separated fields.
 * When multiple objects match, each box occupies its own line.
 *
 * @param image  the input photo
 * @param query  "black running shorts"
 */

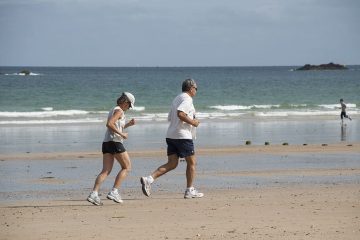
xmin=102 ymin=141 xmax=126 ymax=154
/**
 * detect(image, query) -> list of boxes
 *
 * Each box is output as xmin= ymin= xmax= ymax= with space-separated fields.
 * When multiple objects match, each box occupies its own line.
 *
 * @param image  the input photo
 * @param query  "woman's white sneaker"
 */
xmin=107 ymin=191 xmax=124 ymax=203
xmin=184 ymin=187 xmax=204 ymax=199
xmin=87 ymin=192 xmax=103 ymax=206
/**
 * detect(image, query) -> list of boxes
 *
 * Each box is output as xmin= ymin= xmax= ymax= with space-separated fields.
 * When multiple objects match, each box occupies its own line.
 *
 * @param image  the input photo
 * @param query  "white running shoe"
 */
xmin=140 ymin=177 xmax=151 ymax=197
xmin=184 ymin=187 xmax=204 ymax=199
xmin=107 ymin=191 xmax=123 ymax=203
xmin=87 ymin=192 xmax=103 ymax=206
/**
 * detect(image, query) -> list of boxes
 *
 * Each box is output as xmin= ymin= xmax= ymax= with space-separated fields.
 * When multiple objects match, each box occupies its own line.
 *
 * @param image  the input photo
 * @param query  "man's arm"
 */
xmin=177 ymin=111 xmax=200 ymax=127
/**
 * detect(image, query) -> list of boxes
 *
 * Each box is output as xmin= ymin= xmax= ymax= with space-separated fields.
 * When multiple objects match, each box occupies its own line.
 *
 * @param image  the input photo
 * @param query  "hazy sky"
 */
xmin=1 ymin=0 xmax=359 ymax=67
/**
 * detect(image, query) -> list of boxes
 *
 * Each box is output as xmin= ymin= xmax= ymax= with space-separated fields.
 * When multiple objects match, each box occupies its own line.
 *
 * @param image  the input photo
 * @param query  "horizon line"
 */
xmin=1 ymin=63 xmax=359 ymax=68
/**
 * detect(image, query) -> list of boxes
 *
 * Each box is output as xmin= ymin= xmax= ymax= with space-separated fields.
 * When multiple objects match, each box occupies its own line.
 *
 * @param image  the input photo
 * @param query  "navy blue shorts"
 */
xmin=102 ymin=141 xmax=126 ymax=154
xmin=166 ymin=138 xmax=195 ymax=158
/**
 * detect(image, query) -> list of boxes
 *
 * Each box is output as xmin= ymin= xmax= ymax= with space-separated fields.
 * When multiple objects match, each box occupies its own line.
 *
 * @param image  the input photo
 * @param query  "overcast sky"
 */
xmin=0 ymin=0 xmax=359 ymax=67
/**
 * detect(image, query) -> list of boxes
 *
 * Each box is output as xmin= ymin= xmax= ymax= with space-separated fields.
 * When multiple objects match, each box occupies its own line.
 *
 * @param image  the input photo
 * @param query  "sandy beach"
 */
xmin=1 ymin=143 xmax=359 ymax=240
xmin=0 ymin=184 xmax=359 ymax=240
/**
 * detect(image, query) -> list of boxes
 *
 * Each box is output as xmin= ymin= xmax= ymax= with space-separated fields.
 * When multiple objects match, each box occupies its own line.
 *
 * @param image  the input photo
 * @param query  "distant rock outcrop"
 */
xmin=20 ymin=70 xmax=31 ymax=75
xmin=296 ymin=62 xmax=347 ymax=71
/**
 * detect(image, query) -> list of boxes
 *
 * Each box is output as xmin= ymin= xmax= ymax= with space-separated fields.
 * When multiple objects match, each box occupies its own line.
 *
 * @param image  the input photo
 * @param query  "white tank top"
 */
xmin=103 ymin=106 xmax=126 ymax=143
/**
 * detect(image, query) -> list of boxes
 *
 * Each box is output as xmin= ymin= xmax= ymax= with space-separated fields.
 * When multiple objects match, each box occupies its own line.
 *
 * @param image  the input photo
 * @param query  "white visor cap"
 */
xmin=123 ymin=92 xmax=135 ymax=108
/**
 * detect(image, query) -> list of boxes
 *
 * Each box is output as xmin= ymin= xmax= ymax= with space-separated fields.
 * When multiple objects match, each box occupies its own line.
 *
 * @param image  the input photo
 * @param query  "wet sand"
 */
xmin=1 ymin=119 xmax=359 ymax=155
xmin=1 ymin=142 xmax=359 ymax=160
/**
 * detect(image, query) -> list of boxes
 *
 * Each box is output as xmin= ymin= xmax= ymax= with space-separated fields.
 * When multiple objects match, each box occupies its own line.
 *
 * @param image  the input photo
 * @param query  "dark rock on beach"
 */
xmin=296 ymin=62 xmax=347 ymax=71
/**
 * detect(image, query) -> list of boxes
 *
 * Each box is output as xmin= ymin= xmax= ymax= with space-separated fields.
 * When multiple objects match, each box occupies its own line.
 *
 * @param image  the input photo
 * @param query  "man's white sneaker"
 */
xmin=107 ymin=191 xmax=123 ymax=203
xmin=87 ymin=192 xmax=103 ymax=206
xmin=184 ymin=187 xmax=204 ymax=199
xmin=140 ymin=177 xmax=151 ymax=197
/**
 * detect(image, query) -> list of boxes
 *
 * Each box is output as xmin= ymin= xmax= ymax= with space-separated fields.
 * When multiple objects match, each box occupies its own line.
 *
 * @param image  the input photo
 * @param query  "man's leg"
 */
xmin=152 ymin=154 xmax=179 ymax=179
xmin=140 ymin=154 xmax=179 ymax=197
xmin=184 ymin=154 xmax=196 ymax=188
xmin=184 ymin=154 xmax=204 ymax=199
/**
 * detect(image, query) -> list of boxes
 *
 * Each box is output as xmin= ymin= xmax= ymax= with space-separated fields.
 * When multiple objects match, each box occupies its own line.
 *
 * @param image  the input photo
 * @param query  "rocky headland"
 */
xmin=296 ymin=62 xmax=347 ymax=70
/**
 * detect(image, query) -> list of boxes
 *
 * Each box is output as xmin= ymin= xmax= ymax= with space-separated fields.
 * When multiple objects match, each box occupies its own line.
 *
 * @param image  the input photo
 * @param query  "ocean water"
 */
xmin=0 ymin=66 xmax=359 ymax=124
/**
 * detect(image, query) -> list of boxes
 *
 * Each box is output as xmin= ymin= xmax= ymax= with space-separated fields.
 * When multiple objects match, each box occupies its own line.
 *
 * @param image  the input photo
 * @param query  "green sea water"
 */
xmin=0 ymin=66 xmax=359 ymax=124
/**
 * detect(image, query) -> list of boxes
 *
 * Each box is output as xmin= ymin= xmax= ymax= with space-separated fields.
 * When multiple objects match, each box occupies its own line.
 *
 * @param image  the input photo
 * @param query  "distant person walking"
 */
xmin=87 ymin=92 xmax=136 ymax=206
xmin=340 ymin=98 xmax=352 ymax=123
xmin=140 ymin=79 xmax=204 ymax=199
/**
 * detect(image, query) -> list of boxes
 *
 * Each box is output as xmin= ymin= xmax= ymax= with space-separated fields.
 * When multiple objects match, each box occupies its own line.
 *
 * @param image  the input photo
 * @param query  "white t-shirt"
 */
xmin=166 ymin=92 xmax=196 ymax=139
xmin=103 ymin=106 xmax=126 ymax=143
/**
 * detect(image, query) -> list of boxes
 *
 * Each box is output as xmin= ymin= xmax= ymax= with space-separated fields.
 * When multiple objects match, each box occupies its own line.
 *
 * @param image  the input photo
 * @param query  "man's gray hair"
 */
xmin=182 ymin=78 xmax=196 ymax=92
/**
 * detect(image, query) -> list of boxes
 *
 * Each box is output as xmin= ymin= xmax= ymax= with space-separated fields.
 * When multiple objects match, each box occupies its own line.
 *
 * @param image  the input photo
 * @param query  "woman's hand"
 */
xmin=125 ymin=118 xmax=136 ymax=129
xmin=120 ymin=132 xmax=129 ymax=139
xmin=129 ymin=118 xmax=136 ymax=126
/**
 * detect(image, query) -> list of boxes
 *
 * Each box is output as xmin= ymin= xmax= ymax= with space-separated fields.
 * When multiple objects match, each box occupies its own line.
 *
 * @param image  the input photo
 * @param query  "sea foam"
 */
xmin=0 ymin=110 xmax=89 ymax=118
xmin=209 ymin=104 xmax=280 ymax=111
xmin=5 ymin=72 xmax=42 ymax=76
xmin=0 ymin=119 xmax=103 ymax=125
xmin=319 ymin=103 xmax=357 ymax=109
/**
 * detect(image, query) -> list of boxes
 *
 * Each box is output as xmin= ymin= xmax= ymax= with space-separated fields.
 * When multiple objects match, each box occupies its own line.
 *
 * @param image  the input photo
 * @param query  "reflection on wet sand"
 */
xmin=341 ymin=124 xmax=347 ymax=141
